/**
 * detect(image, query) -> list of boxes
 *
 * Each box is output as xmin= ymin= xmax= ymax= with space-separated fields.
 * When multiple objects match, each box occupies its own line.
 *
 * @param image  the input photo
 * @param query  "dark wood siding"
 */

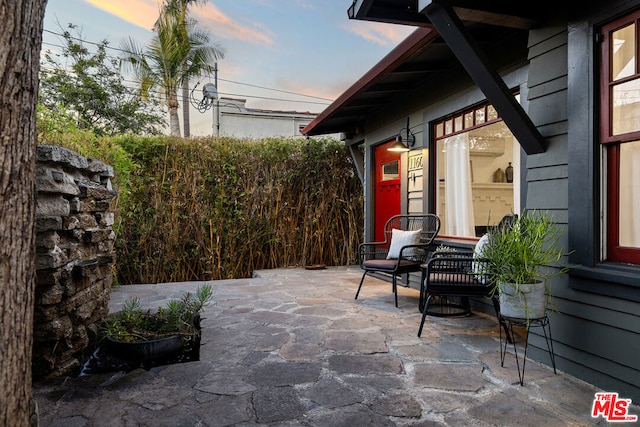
xmin=527 ymin=17 xmax=640 ymax=401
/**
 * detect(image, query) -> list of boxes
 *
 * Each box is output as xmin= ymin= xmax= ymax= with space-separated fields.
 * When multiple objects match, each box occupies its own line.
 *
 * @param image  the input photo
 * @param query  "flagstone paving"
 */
xmin=33 ymin=266 xmax=631 ymax=426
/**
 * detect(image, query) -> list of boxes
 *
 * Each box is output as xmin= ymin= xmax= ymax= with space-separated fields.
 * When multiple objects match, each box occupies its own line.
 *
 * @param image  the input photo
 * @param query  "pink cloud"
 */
xmin=85 ymin=0 xmax=274 ymax=46
xmin=194 ymin=4 xmax=274 ymax=46
xmin=84 ymin=0 xmax=159 ymax=31
xmin=343 ymin=21 xmax=413 ymax=46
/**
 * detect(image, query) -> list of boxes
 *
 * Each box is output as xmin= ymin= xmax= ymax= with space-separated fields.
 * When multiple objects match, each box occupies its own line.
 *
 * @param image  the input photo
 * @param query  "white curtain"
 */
xmin=619 ymin=141 xmax=640 ymax=246
xmin=444 ymin=133 xmax=475 ymax=237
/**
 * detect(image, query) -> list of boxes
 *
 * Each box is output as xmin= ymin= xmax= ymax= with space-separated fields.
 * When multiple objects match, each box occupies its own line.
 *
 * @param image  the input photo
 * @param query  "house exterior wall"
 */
xmin=358 ymin=73 xmax=526 ymax=288
xmin=358 ymin=67 xmax=528 ymax=242
xmin=214 ymin=98 xmax=317 ymax=138
xmin=513 ymin=3 xmax=640 ymax=403
xmin=562 ymin=1 xmax=640 ymax=401
xmin=353 ymin=6 xmax=640 ymax=400
xmin=219 ymin=112 xmax=314 ymax=138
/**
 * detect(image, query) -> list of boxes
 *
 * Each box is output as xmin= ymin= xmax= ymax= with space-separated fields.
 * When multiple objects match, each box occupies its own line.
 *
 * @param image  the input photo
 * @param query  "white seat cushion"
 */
xmin=472 ymin=233 xmax=490 ymax=284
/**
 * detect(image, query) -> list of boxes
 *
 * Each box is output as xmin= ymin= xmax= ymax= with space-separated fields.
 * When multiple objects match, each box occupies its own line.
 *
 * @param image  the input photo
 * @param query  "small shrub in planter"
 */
xmin=481 ymin=211 xmax=569 ymax=322
xmin=100 ymin=285 xmax=213 ymax=362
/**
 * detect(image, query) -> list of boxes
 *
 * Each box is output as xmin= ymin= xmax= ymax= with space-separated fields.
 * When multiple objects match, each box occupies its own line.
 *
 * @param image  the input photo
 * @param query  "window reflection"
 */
xmin=618 ymin=140 xmax=640 ymax=247
xmin=612 ymin=23 xmax=635 ymax=81
xmin=612 ymin=79 xmax=640 ymax=135
xmin=437 ymin=121 xmax=515 ymax=237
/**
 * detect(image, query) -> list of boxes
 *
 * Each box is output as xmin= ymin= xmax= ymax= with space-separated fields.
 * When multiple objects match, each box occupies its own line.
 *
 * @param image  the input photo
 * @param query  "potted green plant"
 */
xmin=100 ymin=284 xmax=213 ymax=362
xmin=481 ymin=211 xmax=568 ymax=321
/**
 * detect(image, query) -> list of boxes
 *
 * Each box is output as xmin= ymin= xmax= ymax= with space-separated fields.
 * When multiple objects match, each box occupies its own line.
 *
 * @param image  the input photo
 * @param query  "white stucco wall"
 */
xmin=213 ymin=98 xmax=316 ymax=138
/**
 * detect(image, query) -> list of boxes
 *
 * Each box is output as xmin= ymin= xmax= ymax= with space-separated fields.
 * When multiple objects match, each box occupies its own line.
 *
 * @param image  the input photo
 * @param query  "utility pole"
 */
xmin=183 ymin=78 xmax=190 ymax=138
xmin=212 ymin=63 xmax=220 ymax=136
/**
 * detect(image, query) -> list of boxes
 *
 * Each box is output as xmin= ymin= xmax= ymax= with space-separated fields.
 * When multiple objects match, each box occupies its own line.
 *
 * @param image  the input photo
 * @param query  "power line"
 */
xmin=42 ymin=28 xmax=334 ymax=105
xmin=216 ymin=91 xmax=329 ymax=106
xmin=39 ymin=66 xmax=331 ymax=109
xmin=216 ymin=77 xmax=333 ymax=102
xmin=43 ymin=28 xmax=134 ymax=55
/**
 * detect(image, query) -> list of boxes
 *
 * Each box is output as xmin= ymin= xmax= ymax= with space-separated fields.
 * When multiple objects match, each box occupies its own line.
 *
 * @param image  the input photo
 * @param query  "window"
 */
xmin=568 ymin=6 xmax=640 ymax=298
xmin=434 ymin=103 xmax=519 ymax=238
xmin=381 ymin=161 xmax=399 ymax=181
xmin=600 ymin=11 xmax=640 ymax=264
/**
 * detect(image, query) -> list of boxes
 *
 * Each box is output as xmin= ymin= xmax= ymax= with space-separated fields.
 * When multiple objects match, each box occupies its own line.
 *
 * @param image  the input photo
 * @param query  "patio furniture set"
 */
xmin=354 ymin=214 xmax=556 ymax=384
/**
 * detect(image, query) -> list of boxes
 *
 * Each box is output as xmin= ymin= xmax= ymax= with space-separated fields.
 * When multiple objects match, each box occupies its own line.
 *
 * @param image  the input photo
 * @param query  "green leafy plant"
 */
xmin=101 ymin=284 xmax=213 ymax=343
xmin=483 ymin=211 xmax=567 ymax=286
xmin=39 ymin=24 xmax=165 ymax=136
xmin=481 ymin=211 xmax=570 ymax=319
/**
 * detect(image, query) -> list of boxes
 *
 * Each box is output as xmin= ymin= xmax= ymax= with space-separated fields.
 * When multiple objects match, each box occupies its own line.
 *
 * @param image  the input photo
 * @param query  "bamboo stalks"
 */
xmin=114 ymin=136 xmax=363 ymax=284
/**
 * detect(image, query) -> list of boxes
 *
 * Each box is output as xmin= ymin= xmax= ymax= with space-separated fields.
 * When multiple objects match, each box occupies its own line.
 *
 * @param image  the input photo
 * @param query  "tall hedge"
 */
xmin=40 ymin=131 xmax=363 ymax=284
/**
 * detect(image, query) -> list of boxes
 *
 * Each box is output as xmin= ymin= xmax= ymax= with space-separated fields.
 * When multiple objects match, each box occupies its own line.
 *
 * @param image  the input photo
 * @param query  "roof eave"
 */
xmin=302 ymin=26 xmax=438 ymax=137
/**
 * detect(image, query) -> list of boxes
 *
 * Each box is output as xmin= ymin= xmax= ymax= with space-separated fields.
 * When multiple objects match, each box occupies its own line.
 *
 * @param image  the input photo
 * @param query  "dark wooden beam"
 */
xmin=347 ymin=0 xmax=373 ymax=20
xmin=352 ymin=0 xmax=546 ymax=29
xmin=349 ymin=0 xmax=430 ymax=27
xmin=423 ymin=1 xmax=545 ymax=154
xmin=453 ymin=7 xmax=536 ymax=30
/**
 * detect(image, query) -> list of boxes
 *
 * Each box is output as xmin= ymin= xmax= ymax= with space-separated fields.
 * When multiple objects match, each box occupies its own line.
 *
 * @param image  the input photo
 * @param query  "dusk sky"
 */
xmin=42 ymin=0 xmax=415 ymax=136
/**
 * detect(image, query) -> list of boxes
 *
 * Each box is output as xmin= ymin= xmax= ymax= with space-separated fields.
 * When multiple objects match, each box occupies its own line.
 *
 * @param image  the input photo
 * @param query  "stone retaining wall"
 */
xmin=33 ymin=145 xmax=117 ymax=379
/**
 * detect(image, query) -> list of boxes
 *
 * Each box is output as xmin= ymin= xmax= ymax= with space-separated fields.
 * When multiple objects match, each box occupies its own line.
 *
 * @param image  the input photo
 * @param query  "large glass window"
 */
xmin=434 ymin=103 xmax=519 ymax=238
xmin=600 ymin=11 xmax=640 ymax=264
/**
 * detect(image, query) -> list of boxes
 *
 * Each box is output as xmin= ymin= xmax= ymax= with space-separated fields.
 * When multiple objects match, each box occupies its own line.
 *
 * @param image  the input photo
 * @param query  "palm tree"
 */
xmin=161 ymin=0 xmax=209 ymax=137
xmin=122 ymin=6 xmax=224 ymax=136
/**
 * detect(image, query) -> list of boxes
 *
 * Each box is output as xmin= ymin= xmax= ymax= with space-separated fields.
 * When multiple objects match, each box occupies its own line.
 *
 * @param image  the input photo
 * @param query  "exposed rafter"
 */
xmin=423 ymin=1 xmax=545 ymax=154
xmin=304 ymin=1 xmax=542 ymax=139
xmin=348 ymin=0 xmax=430 ymax=27
xmin=350 ymin=0 xmax=545 ymax=29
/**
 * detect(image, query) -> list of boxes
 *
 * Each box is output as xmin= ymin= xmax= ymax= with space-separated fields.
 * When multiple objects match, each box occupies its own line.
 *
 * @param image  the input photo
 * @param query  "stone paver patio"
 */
xmin=33 ymin=266 xmax=627 ymax=426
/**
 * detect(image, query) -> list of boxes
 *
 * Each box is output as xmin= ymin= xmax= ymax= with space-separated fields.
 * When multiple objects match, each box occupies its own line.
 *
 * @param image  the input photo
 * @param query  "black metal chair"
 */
xmin=495 ymin=213 xmax=518 ymax=233
xmin=417 ymin=253 xmax=500 ymax=336
xmin=355 ymin=214 xmax=440 ymax=307
xmin=417 ymin=214 xmax=519 ymax=338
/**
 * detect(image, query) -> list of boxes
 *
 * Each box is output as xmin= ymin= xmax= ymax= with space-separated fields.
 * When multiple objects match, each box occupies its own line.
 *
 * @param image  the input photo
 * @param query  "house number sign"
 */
xmin=408 ymin=154 xmax=423 ymax=171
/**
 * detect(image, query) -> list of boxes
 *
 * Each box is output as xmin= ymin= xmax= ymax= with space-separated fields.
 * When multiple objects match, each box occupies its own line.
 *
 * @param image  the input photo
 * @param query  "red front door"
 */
xmin=375 ymin=140 xmax=401 ymax=242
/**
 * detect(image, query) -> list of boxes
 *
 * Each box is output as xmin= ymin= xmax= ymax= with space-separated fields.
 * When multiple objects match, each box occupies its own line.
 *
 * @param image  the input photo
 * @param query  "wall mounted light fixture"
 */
xmin=388 ymin=117 xmax=416 ymax=152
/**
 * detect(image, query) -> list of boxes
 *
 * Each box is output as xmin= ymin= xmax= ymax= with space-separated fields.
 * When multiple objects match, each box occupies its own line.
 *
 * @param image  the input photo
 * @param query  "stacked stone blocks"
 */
xmin=33 ymin=145 xmax=117 ymax=378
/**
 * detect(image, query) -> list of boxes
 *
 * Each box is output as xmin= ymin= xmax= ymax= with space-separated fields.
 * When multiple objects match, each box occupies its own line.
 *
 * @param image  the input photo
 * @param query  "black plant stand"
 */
xmin=499 ymin=314 xmax=557 ymax=385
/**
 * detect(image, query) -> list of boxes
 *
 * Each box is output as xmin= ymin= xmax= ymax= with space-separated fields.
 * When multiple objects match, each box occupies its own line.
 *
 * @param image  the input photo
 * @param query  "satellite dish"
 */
xmin=202 ymin=83 xmax=218 ymax=100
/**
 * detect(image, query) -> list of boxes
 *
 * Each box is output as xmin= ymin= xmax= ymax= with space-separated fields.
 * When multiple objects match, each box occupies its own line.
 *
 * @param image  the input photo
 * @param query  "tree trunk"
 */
xmin=0 ymin=0 xmax=47 ymax=426
xmin=182 ymin=79 xmax=190 ymax=138
xmin=168 ymin=90 xmax=181 ymax=137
